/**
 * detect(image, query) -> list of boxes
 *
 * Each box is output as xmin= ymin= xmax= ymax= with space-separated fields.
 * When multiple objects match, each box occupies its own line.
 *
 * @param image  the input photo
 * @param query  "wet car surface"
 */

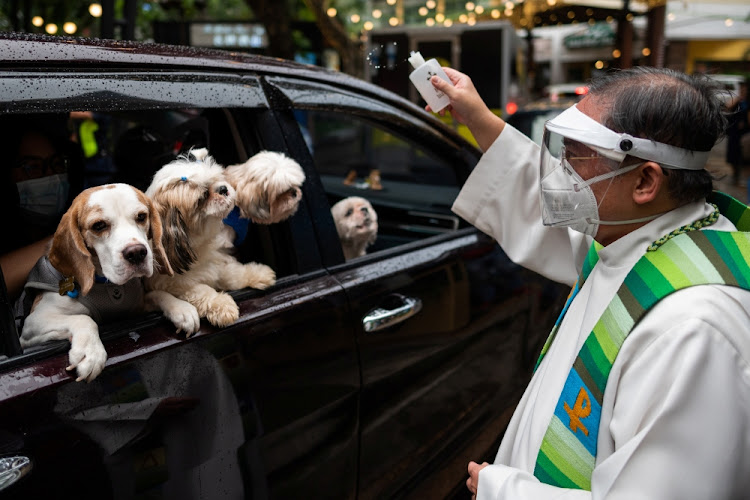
xmin=0 ymin=33 xmax=567 ymax=499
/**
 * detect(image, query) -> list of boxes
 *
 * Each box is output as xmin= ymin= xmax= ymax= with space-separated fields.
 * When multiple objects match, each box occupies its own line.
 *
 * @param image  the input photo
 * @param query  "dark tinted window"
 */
xmin=296 ymin=109 xmax=461 ymax=258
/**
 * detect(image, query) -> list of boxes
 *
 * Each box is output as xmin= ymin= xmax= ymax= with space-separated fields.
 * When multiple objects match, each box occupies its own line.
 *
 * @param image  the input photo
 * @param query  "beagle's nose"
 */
xmin=218 ymin=185 xmax=229 ymax=196
xmin=123 ymin=244 xmax=148 ymax=264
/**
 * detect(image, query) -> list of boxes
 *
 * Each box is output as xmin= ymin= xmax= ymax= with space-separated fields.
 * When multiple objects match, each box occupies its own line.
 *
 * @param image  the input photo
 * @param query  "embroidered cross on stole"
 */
xmin=532 ymin=191 xmax=750 ymax=491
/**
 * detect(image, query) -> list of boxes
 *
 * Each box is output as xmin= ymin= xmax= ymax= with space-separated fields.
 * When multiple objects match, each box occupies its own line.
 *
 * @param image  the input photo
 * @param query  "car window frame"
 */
xmin=263 ymin=75 xmax=482 ymax=270
xmin=0 ymin=70 xmax=326 ymax=367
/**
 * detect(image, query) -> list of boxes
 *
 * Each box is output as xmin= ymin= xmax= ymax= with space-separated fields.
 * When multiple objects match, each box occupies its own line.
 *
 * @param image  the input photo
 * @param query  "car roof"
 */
xmin=0 ymin=33 xmax=410 ymax=111
xmin=0 ymin=32 xmax=473 ymax=149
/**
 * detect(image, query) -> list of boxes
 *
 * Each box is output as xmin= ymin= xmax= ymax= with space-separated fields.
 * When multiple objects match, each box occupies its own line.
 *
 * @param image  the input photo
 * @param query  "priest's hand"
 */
xmin=466 ymin=460 xmax=490 ymax=500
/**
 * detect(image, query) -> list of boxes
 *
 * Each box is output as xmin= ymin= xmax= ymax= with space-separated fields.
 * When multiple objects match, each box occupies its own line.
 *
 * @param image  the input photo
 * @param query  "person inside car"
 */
xmin=429 ymin=67 xmax=750 ymax=499
xmin=0 ymin=118 xmax=83 ymax=300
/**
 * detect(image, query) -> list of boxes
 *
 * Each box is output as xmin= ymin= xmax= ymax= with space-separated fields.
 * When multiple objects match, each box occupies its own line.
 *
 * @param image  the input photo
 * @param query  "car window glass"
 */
xmin=295 ymin=109 xmax=461 ymax=259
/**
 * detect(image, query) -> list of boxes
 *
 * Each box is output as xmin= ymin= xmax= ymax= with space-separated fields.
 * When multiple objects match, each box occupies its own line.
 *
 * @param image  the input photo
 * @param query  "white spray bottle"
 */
xmin=407 ymin=51 xmax=453 ymax=112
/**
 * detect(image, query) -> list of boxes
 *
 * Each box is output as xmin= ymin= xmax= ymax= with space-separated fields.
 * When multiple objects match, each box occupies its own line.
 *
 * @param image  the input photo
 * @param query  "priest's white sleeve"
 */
xmin=452 ymin=125 xmax=589 ymax=287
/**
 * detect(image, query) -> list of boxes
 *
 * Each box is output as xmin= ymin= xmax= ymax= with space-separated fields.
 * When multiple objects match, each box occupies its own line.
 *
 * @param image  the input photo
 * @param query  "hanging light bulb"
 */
xmin=89 ymin=3 xmax=102 ymax=17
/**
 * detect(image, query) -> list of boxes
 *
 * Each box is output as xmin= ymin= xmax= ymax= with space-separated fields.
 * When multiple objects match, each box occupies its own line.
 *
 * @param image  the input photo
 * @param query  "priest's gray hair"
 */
xmin=587 ymin=67 xmax=726 ymax=204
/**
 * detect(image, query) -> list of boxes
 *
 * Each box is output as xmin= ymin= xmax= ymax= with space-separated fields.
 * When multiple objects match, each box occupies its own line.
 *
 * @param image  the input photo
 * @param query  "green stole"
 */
xmin=532 ymin=191 xmax=750 ymax=490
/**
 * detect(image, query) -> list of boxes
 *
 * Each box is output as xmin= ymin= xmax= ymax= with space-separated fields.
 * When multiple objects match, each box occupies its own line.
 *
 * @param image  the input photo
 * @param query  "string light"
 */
xmin=31 ymin=16 xmax=44 ymax=27
xmin=327 ymin=7 xmax=337 ymax=17
xmin=89 ymin=3 xmax=102 ymax=18
xmin=372 ymin=9 xmax=382 ymax=19
xmin=45 ymin=23 xmax=57 ymax=34
xmin=63 ymin=22 xmax=77 ymax=34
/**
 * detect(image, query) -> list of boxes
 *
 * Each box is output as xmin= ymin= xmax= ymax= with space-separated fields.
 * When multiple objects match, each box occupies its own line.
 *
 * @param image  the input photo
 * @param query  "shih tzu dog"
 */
xmin=331 ymin=196 xmax=378 ymax=260
xmin=145 ymin=149 xmax=275 ymax=330
xmin=222 ymin=151 xmax=305 ymax=246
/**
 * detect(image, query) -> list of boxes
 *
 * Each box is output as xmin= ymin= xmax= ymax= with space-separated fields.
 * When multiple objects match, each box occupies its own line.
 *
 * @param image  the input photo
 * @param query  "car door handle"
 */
xmin=0 ymin=456 xmax=32 ymax=492
xmin=363 ymin=294 xmax=423 ymax=332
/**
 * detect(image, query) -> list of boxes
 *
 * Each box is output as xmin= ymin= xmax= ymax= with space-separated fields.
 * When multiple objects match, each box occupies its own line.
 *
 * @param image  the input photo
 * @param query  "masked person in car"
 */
xmin=428 ymin=67 xmax=750 ymax=499
xmin=0 ymin=120 xmax=82 ymax=300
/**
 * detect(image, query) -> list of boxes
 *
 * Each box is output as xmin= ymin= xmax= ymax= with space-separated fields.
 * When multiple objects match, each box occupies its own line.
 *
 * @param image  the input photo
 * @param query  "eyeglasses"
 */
xmin=561 ymin=143 xmax=619 ymax=172
xmin=13 ymin=153 xmax=70 ymax=181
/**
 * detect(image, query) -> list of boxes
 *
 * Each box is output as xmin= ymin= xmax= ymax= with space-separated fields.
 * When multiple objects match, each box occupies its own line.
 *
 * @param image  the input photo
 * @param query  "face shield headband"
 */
xmin=545 ymin=105 xmax=709 ymax=170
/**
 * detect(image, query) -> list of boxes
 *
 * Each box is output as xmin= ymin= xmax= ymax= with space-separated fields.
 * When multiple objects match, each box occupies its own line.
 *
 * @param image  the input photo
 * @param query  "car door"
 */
xmin=266 ymin=76 xmax=568 ymax=499
xmin=0 ymin=69 xmax=360 ymax=499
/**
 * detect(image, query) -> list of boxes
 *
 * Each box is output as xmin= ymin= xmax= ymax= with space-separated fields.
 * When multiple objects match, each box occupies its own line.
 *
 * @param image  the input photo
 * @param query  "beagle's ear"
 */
xmin=158 ymin=203 xmax=196 ymax=275
xmin=49 ymin=204 xmax=95 ymax=295
xmin=146 ymin=198 xmax=174 ymax=276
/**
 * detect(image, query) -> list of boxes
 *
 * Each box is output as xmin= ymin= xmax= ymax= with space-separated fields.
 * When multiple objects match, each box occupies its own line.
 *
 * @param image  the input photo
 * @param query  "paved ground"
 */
xmin=708 ymin=137 xmax=748 ymax=202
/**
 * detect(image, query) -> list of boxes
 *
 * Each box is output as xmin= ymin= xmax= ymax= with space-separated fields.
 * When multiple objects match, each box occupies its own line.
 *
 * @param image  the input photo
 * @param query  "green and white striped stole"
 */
xmin=532 ymin=191 xmax=750 ymax=491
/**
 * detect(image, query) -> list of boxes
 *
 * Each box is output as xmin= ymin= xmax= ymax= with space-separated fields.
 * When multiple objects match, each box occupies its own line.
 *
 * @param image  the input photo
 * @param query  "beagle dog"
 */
xmin=18 ymin=183 xmax=199 ymax=382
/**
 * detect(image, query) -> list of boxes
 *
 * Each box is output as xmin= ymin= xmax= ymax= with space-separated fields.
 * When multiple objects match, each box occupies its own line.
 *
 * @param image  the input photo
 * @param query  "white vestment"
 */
xmin=452 ymin=125 xmax=750 ymax=500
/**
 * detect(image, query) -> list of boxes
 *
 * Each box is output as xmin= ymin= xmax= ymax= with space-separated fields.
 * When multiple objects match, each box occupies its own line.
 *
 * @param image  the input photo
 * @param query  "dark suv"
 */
xmin=0 ymin=33 xmax=566 ymax=499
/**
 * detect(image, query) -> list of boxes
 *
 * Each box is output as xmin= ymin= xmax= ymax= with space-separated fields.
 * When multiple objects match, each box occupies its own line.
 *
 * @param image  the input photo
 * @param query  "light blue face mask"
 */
xmin=17 ymin=173 xmax=70 ymax=217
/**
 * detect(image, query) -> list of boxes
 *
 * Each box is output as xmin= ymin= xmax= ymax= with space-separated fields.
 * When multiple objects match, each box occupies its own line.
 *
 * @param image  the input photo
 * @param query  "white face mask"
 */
xmin=540 ymin=156 xmax=642 ymax=236
xmin=17 ymin=173 xmax=70 ymax=217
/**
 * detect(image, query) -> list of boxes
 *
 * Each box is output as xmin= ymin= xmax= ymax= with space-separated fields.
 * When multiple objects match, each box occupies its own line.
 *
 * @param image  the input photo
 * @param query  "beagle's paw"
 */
xmin=166 ymin=298 xmax=201 ymax=337
xmin=67 ymin=330 xmax=108 ymax=382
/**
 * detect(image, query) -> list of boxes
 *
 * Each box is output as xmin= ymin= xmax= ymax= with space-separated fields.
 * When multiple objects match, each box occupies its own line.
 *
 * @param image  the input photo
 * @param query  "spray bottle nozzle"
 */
xmin=408 ymin=51 xmax=426 ymax=69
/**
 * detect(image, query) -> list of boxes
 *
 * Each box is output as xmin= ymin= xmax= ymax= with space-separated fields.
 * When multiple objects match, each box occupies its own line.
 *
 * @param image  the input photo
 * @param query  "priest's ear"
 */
xmin=632 ymin=161 xmax=666 ymax=205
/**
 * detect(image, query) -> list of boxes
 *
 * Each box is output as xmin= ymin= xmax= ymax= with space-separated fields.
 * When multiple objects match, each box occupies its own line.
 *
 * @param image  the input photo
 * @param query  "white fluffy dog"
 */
xmin=18 ymin=184 xmax=195 ymax=382
xmin=145 ymin=149 xmax=276 ymax=331
xmin=221 ymin=151 xmax=305 ymax=247
xmin=225 ymin=150 xmax=305 ymax=224
xmin=331 ymin=196 xmax=378 ymax=260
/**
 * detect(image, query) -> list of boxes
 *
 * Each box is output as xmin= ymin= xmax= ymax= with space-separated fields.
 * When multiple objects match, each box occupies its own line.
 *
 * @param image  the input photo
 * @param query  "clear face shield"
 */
xmin=539 ymin=105 xmax=710 ymax=236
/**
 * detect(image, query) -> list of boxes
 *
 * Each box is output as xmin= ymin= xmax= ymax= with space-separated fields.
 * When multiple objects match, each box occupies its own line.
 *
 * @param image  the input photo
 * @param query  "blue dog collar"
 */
xmin=223 ymin=206 xmax=250 ymax=246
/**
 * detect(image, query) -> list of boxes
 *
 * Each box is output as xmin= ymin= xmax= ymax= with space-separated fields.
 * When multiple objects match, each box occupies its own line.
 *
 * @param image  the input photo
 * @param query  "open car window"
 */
xmin=0 ymin=73 xmax=314 ymax=363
